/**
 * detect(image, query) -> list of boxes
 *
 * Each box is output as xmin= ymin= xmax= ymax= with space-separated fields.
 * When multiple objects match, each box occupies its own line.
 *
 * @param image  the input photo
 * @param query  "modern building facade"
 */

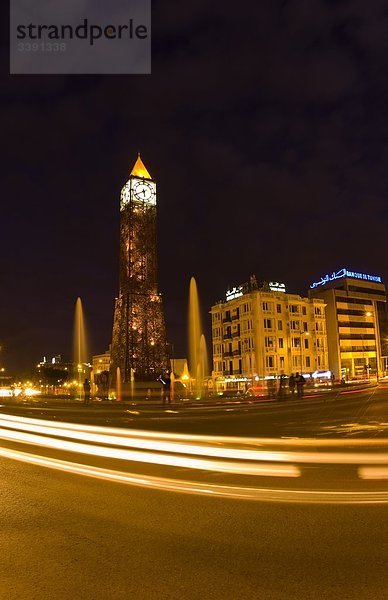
xmin=309 ymin=268 xmax=387 ymax=379
xmin=211 ymin=277 xmax=328 ymax=392
xmin=110 ymin=155 xmax=168 ymax=383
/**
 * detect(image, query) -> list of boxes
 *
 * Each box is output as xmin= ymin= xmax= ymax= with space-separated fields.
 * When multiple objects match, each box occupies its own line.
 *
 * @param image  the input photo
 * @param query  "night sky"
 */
xmin=2 ymin=0 xmax=388 ymax=373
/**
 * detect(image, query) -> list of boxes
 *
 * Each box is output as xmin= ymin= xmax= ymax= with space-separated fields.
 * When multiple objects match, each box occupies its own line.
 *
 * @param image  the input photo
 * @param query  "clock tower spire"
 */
xmin=110 ymin=154 xmax=168 ymax=385
xmin=130 ymin=153 xmax=152 ymax=179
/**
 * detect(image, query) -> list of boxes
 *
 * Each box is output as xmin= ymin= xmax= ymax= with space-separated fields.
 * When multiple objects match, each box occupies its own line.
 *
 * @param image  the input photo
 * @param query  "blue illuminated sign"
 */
xmin=310 ymin=268 xmax=382 ymax=289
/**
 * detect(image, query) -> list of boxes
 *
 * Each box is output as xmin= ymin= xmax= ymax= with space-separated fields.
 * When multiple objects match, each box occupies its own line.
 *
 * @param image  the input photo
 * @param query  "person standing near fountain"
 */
xmin=83 ymin=378 xmax=91 ymax=406
xmin=159 ymin=373 xmax=171 ymax=405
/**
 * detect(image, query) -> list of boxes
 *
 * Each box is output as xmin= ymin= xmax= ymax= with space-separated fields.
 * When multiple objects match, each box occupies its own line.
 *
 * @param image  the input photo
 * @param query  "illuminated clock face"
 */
xmin=120 ymin=183 xmax=131 ymax=210
xmin=133 ymin=180 xmax=156 ymax=204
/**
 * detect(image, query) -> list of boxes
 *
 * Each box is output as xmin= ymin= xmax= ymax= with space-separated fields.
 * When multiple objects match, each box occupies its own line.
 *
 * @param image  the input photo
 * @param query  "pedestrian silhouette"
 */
xmin=83 ymin=378 xmax=91 ymax=406
xmin=295 ymin=372 xmax=305 ymax=396
xmin=288 ymin=373 xmax=296 ymax=395
xmin=278 ymin=374 xmax=286 ymax=399
xmin=160 ymin=373 xmax=171 ymax=405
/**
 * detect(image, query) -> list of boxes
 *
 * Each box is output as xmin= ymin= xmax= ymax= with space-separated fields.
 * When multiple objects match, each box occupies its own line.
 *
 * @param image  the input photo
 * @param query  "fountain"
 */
xmin=130 ymin=367 xmax=135 ymax=401
xmin=188 ymin=277 xmax=209 ymax=399
xmin=170 ymin=371 xmax=175 ymax=402
xmin=73 ymin=297 xmax=89 ymax=399
xmin=116 ymin=367 xmax=122 ymax=401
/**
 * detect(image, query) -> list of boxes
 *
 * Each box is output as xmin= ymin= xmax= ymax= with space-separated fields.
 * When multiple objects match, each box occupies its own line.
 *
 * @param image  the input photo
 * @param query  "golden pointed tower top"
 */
xmin=130 ymin=153 xmax=152 ymax=179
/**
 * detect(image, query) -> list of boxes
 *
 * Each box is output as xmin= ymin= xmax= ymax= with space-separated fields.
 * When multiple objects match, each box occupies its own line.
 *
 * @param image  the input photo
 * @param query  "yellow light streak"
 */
xmin=0 ymin=445 xmax=387 ymax=504
xmin=0 ymin=425 xmax=299 ymax=477
xmin=1 ymin=413 xmax=388 ymax=506
xmin=358 ymin=467 xmax=388 ymax=480
xmin=2 ymin=412 xmax=388 ymax=447
xmin=0 ymin=414 xmax=387 ymax=465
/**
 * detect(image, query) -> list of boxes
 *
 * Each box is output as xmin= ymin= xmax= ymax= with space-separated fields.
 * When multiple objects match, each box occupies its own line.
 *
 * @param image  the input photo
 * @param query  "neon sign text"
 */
xmin=269 ymin=282 xmax=286 ymax=293
xmin=226 ymin=286 xmax=243 ymax=301
xmin=310 ymin=268 xmax=382 ymax=289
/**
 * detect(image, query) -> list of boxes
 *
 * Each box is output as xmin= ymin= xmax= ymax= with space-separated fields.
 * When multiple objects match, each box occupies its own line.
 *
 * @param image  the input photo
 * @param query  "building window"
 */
xmin=278 ymin=320 xmax=283 ymax=331
xmin=266 ymin=356 xmax=274 ymax=368
xmin=262 ymin=302 xmax=270 ymax=311
xmin=348 ymin=286 xmax=386 ymax=296
xmin=265 ymin=336 xmax=275 ymax=348
xmin=314 ymin=307 xmax=322 ymax=315
xmin=292 ymin=337 xmax=301 ymax=348
xmin=279 ymin=356 xmax=285 ymax=369
xmin=304 ymin=338 xmax=309 ymax=349
xmin=337 ymin=297 xmax=373 ymax=306
xmin=290 ymin=305 xmax=299 ymax=313
xmin=276 ymin=304 xmax=282 ymax=314
xmin=278 ymin=338 xmax=284 ymax=349
xmin=264 ymin=318 xmax=272 ymax=329
xmin=338 ymin=321 xmax=374 ymax=329
xmin=303 ymin=322 xmax=308 ymax=332
xmin=305 ymin=356 xmax=311 ymax=368
xmin=302 ymin=306 xmax=307 ymax=316
xmin=292 ymin=356 xmax=300 ymax=367
xmin=290 ymin=321 xmax=299 ymax=330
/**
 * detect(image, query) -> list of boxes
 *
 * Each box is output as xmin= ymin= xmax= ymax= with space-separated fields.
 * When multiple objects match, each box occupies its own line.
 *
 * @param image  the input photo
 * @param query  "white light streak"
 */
xmin=0 ymin=446 xmax=387 ymax=504
xmin=1 ymin=413 xmax=388 ymax=503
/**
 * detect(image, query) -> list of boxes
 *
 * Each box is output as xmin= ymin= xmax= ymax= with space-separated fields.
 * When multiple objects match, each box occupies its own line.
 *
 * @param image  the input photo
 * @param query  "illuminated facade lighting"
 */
xmin=211 ymin=277 xmax=328 ymax=393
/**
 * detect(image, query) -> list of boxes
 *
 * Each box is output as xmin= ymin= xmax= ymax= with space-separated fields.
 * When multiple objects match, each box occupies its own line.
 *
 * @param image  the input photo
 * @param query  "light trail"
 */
xmin=0 ymin=421 xmax=300 ymax=477
xmin=359 ymin=467 xmax=388 ymax=480
xmin=1 ymin=412 xmax=388 ymax=502
xmin=1 ymin=413 xmax=388 ymax=465
xmin=3 ymin=411 xmax=388 ymax=445
xmin=0 ymin=445 xmax=387 ymax=504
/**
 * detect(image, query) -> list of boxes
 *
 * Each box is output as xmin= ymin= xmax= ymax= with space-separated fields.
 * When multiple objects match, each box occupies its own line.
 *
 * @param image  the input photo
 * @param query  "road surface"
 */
xmin=1 ymin=455 xmax=388 ymax=599
xmin=1 ymin=385 xmax=388 ymax=599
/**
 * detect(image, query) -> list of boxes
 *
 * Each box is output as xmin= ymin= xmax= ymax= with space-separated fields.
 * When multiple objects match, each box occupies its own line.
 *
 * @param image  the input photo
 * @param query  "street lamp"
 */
xmin=364 ymin=310 xmax=374 ymax=379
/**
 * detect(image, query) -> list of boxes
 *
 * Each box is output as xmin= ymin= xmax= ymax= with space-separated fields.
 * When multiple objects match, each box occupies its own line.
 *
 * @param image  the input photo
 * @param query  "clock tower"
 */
xmin=110 ymin=154 xmax=168 ymax=383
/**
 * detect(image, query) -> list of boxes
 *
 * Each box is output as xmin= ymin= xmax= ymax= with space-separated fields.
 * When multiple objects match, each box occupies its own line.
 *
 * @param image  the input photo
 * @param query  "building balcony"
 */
xmin=232 ymin=314 xmax=240 ymax=321
xmin=222 ymin=317 xmax=232 ymax=323
xmin=223 ymin=351 xmax=233 ymax=357
xmin=232 ymin=331 xmax=241 ymax=338
xmin=223 ymin=334 xmax=232 ymax=340
xmin=232 ymin=350 xmax=241 ymax=356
